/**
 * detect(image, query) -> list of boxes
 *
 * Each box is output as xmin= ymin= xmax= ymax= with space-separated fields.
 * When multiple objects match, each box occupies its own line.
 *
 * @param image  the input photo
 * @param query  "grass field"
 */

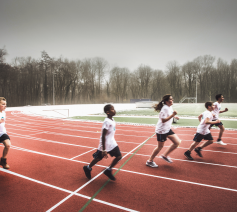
xmin=114 ymin=103 xmax=237 ymax=118
xmin=72 ymin=103 xmax=237 ymax=129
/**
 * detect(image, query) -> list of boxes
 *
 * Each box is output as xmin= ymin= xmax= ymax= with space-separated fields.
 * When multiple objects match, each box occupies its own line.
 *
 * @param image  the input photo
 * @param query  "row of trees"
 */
xmin=0 ymin=47 xmax=237 ymax=107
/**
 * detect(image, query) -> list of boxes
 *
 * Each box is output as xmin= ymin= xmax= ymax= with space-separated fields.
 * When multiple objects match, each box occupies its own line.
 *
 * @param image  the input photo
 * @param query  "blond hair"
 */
xmin=0 ymin=97 xmax=6 ymax=102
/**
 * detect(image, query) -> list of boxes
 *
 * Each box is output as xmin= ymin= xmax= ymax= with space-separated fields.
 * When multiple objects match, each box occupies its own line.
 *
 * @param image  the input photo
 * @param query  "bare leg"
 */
xmin=163 ymin=134 xmax=181 ymax=157
xmin=2 ymin=139 xmax=11 ymax=158
xmin=218 ymin=125 xmax=225 ymax=140
xmin=148 ymin=141 xmax=164 ymax=161
xmin=188 ymin=142 xmax=199 ymax=152
xmin=89 ymin=157 xmax=102 ymax=168
xmin=200 ymin=140 xmax=213 ymax=149
xmin=109 ymin=155 xmax=122 ymax=169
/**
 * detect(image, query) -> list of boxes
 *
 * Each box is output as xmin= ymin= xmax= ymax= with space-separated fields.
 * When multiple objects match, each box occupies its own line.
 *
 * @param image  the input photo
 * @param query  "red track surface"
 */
xmin=1 ymin=111 xmax=237 ymax=212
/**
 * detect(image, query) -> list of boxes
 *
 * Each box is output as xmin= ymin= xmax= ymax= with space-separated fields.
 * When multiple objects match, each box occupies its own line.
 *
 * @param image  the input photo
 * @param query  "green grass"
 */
xmin=115 ymin=103 xmax=237 ymax=118
xmin=71 ymin=116 xmax=237 ymax=129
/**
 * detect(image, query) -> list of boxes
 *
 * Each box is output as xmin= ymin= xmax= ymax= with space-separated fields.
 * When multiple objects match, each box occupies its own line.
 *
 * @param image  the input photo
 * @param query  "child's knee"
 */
xmin=209 ymin=140 xmax=213 ymax=144
xmin=177 ymin=140 xmax=182 ymax=147
xmin=117 ymin=155 xmax=122 ymax=160
xmin=4 ymin=140 xmax=11 ymax=149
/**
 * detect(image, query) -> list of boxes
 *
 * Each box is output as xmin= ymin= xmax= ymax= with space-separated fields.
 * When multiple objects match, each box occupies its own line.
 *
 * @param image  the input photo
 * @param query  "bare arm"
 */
xmin=205 ymin=117 xmax=220 ymax=125
xmin=198 ymin=114 xmax=203 ymax=122
xmin=220 ymin=108 xmax=228 ymax=113
xmin=162 ymin=111 xmax=177 ymax=123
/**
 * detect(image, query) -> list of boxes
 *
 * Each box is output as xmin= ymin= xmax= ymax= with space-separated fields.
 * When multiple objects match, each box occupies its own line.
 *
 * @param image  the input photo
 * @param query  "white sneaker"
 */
xmin=216 ymin=140 xmax=227 ymax=145
xmin=160 ymin=155 xmax=173 ymax=163
xmin=146 ymin=160 xmax=158 ymax=168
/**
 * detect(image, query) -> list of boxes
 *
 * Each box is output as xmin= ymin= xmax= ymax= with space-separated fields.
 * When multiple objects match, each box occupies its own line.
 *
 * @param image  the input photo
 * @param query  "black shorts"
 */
xmin=193 ymin=133 xmax=213 ymax=142
xmin=0 ymin=134 xmax=10 ymax=143
xmin=210 ymin=121 xmax=223 ymax=128
xmin=92 ymin=146 xmax=122 ymax=160
xmin=156 ymin=129 xmax=175 ymax=142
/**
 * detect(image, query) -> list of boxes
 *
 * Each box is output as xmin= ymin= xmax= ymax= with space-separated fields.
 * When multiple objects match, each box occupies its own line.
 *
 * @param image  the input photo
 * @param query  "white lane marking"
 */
xmin=6 ymin=144 xmax=237 ymax=197
xmin=8 ymin=143 xmax=237 ymax=170
xmin=0 ymin=169 xmax=138 ymax=212
xmin=46 ymin=134 xmax=155 ymax=212
xmin=70 ymin=148 xmax=97 ymax=160
xmin=10 ymin=132 xmax=96 ymax=149
xmin=120 ymin=151 xmax=237 ymax=169
xmin=8 ymin=132 xmax=237 ymax=157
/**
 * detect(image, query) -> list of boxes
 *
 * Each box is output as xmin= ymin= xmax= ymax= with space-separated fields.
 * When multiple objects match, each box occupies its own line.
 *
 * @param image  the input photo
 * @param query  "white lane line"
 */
xmin=70 ymin=148 xmax=97 ymax=160
xmin=120 ymin=151 xmax=237 ymax=169
xmin=9 ymin=144 xmax=237 ymax=170
xmin=46 ymin=134 xmax=155 ymax=212
xmin=10 ymin=132 xmax=96 ymax=149
xmin=7 ymin=123 xmax=150 ymax=138
xmin=9 ymin=132 xmax=237 ymax=156
xmin=0 ymin=169 xmax=138 ymax=212
xmin=7 ymin=145 xmax=237 ymax=197
xmin=120 ymin=169 xmax=237 ymax=192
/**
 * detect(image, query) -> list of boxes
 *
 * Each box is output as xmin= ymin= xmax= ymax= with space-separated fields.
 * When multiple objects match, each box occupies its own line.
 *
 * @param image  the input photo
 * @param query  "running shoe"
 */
xmin=83 ymin=166 xmax=92 ymax=179
xmin=160 ymin=155 xmax=173 ymax=163
xmin=216 ymin=140 xmax=227 ymax=145
xmin=194 ymin=147 xmax=203 ymax=157
xmin=104 ymin=169 xmax=116 ymax=181
xmin=146 ymin=160 xmax=158 ymax=168
xmin=0 ymin=158 xmax=10 ymax=169
xmin=184 ymin=151 xmax=193 ymax=160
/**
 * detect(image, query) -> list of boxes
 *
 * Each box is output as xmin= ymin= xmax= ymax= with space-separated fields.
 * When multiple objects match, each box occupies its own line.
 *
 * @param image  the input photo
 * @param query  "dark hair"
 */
xmin=205 ymin=101 xmax=213 ymax=109
xmin=104 ymin=104 xmax=113 ymax=114
xmin=153 ymin=94 xmax=172 ymax=112
xmin=215 ymin=94 xmax=222 ymax=101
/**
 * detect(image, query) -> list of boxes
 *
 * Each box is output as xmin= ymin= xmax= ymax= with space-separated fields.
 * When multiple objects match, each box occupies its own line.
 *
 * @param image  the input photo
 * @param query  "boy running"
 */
xmin=0 ymin=97 xmax=11 ymax=169
xmin=83 ymin=104 xmax=122 ymax=181
xmin=184 ymin=102 xmax=220 ymax=160
xmin=210 ymin=94 xmax=228 ymax=145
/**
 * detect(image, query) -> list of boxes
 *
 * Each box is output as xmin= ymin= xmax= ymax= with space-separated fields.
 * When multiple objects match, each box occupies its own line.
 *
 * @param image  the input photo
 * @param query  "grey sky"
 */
xmin=1 ymin=0 xmax=236 ymax=70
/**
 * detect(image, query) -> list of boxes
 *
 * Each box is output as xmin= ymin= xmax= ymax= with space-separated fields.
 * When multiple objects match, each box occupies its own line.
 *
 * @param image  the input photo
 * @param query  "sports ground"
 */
xmin=0 ymin=103 xmax=237 ymax=211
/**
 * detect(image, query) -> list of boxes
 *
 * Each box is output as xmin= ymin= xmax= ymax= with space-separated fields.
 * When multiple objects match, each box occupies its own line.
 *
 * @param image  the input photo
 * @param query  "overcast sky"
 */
xmin=1 ymin=0 xmax=236 ymax=70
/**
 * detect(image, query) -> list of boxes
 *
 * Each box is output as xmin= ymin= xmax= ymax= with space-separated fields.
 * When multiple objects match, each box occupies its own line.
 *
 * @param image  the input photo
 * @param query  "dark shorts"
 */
xmin=193 ymin=133 xmax=213 ymax=142
xmin=0 ymin=134 xmax=10 ymax=143
xmin=156 ymin=129 xmax=175 ymax=142
xmin=210 ymin=121 xmax=223 ymax=128
xmin=93 ymin=146 xmax=122 ymax=160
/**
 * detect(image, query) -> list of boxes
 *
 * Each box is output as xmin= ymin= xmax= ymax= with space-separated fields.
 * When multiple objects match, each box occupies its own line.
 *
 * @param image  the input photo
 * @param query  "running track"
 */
xmin=0 ymin=111 xmax=237 ymax=211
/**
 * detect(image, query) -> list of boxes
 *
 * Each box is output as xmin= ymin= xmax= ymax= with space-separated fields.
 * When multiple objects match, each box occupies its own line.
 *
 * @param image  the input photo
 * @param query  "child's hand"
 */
xmin=225 ymin=108 xmax=228 ymax=112
xmin=173 ymin=111 xmax=177 ymax=116
xmin=102 ymin=151 xmax=108 ymax=159
xmin=215 ymin=120 xmax=221 ymax=124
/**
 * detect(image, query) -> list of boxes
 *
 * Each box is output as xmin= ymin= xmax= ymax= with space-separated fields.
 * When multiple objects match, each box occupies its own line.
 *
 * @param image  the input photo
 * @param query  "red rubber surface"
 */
xmin=0 ymin=111 xmax=237 ymax=211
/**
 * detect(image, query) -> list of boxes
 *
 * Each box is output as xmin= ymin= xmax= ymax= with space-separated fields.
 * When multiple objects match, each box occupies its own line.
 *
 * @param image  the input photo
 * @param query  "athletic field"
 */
xmin=0 ymin=109 xmax=237 ymax=211
xmin=73 ymin=103 xmax=237 ymax=129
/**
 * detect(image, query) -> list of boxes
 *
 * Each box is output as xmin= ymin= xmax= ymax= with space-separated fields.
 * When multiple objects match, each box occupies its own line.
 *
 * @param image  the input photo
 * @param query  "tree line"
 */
xmin=0 ymin=47 xmax=237 ymax=107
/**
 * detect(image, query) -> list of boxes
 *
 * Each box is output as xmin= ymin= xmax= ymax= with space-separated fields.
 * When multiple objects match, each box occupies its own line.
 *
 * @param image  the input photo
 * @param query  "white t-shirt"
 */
xmin=0 ymin=111 xmax=7 ymax=137
xmin=98 ymin=118 xmax=118 ymax=152
xmin=155 ymin=105 xmax=173 ymax=134
xmin=197 ymin=110 xmax=213 ymax=135
xmin=212 ymin=102 xmax=221 ymax=120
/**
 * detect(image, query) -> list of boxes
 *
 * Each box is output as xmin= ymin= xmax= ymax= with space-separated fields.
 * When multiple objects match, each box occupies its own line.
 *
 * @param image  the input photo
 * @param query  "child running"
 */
xmin=146 ymin=94 xmax=181 ymax=167
xmin=209 ymin=94 xmax=228 ymax=145
xmin=0 ymin=97 xmax=11 ymax=169
xmin=184 ymin=102 xmax=220 ymax=160
xmin=83 ymin=104 xmax=122 ymax=181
